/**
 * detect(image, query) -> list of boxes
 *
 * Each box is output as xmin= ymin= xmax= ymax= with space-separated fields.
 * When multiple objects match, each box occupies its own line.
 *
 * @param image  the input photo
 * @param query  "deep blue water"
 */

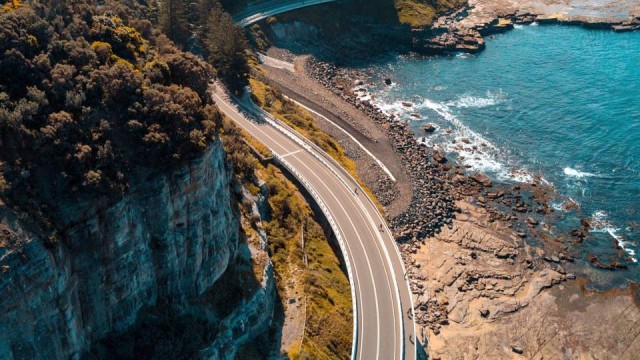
xmin=359 ymin=25 xmax=640 ymax=286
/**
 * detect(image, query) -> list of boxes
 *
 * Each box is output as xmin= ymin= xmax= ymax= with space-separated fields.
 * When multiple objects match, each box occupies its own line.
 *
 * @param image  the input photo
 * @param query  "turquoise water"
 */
xmin=360 ymin=25 xmax=640 ymax=285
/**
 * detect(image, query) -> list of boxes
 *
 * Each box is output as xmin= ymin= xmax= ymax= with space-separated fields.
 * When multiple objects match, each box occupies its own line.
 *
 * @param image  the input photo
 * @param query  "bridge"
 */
xmin=212 ymin=84 xmax=417 ymax=360
xmin=233 ymin=0 xmax=338 ymax=27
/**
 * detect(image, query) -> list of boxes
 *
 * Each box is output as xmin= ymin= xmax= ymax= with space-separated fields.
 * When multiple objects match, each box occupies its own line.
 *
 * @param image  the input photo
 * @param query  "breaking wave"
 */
xmin=447 ymin=91 xmax=508 ymax=108
xmin=373 ymin=94 xmax=535 ymax=183
xmin=590 ymin=210 xmax=637 ymax=262
xmin=564 ymin=167 xmax=597 ymax=178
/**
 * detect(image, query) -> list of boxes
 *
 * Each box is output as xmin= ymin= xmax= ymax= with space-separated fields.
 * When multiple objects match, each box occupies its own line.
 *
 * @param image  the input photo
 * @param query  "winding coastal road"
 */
xmin=212 ymin=85 xmax=416 ymax=360
xmin=232 ymin=0 xmax=337 ymax=27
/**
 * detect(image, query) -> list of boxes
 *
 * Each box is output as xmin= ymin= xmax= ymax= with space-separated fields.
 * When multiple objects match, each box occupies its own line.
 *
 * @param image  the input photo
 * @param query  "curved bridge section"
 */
xmin=233 ymin=0 xmax=338 ymax=27
xmin=212 ymin=84 xmax=417 ymax=360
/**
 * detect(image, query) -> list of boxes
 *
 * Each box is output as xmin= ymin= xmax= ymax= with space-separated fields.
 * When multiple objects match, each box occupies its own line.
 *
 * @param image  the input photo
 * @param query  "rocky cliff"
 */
xmin=0 ymin=141 xmax=275 ymax=360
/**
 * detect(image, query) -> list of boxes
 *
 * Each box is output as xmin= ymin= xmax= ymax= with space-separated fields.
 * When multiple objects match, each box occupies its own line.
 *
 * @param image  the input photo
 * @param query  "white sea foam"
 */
xmin=372 ymin=90 xmax=535 ymax=183
xmin=551 ymin=197 xmax=580 ymax=212
xmin=376 ymin=100 xmax=417 ymax=119
xmin=530 ymin=22 xmax=539 ymax=26
xmin=420 ymin=98 xmax=535 ymax=183
xmin=448 ymin=90 xmax=507 ymax=108
xmin=514 ymin=24 xmax=524 ymax=29
xmin=563 ymin=167 xmax=597 ymax=178
xmin=590 ymin=210 xmax=637 ymax=262
xmin=551 ymin=201 xmax=564 ymax=211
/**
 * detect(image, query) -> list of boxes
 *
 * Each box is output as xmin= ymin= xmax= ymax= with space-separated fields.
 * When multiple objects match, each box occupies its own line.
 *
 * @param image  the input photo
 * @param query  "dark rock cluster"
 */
xmin=413 ymin=4 xmax=640 ymax=56
xmin=307 ymin=61 xmax=461 ymax=242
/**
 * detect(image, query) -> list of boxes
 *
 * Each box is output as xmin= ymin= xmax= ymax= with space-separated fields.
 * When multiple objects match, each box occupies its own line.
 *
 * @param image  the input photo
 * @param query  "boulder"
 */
xmin=470 ymin=173 xmax=492 ymax=187
xmin=422 ymin=123 xmax=437 ymax=133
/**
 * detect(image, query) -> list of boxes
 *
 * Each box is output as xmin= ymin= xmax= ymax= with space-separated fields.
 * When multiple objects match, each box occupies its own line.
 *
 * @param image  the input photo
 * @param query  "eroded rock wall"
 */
xmin=0 ymin=141 xmax=272 ymax=360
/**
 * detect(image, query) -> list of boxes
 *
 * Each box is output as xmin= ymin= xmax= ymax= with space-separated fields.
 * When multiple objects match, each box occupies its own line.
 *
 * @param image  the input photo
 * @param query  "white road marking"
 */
xmin=214 ymin=88 xmax=412 ymax=359
xmin=217 ymin=98 xmax=379 ymax=359
xmin=285 ymin=95 xmax=397 ymax=182
xmin=289 ymin=154 xmax=383 ymax=359
xmin=281 ymin=149 xmax=303 ymax=158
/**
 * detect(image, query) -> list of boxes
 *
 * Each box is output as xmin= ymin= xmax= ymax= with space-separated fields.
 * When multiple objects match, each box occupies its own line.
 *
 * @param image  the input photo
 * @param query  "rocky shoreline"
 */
xmin=413 ymin=1 xmax=640 ymax=55
xmin=254 ymin=38 xmax=640 ymax=355
xmin=304 ymin=55 xmax=636 ymax=269
xmin=255 ymin=1 xmax=640 ymax=352
xmin=299 ymin=55 xmax=640 ymax=347
xmin=307 ymin=59 xmax=557 ymax=243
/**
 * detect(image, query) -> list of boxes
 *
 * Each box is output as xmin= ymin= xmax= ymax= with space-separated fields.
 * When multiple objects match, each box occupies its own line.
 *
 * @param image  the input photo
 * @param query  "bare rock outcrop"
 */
xmin=0 ymin=143 xmax=276 ymax=359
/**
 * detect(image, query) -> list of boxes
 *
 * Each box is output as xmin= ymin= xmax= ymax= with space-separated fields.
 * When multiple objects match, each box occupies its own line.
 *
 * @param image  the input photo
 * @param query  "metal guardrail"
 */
xmin=241 ymin=92 xmax=416 ymax=360
xmin=272 ymin=153 xmax=360 ymax=360
xmin=213 ymin=87 xmax=360 ymax=359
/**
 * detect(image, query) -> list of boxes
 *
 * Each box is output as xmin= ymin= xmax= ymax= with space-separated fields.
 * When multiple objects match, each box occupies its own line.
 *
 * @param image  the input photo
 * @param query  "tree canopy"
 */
xmin=158 ymin=0 xmax=250 ymax=94
xmin=0 ymin=1 xmax=222 ymax=230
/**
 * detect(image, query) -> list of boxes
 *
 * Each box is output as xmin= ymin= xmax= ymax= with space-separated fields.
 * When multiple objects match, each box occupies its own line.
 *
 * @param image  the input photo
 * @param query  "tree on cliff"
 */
xmin=199 ymin=0 xmax=250 ymax=94
xmin=159 ymin=0 xmax=190 ymax=48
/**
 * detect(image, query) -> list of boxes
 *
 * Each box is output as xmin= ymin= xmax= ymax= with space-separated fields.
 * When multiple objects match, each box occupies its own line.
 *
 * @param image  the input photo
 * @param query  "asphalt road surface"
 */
xmin=212 ymin=85 xmax=416 ymax=360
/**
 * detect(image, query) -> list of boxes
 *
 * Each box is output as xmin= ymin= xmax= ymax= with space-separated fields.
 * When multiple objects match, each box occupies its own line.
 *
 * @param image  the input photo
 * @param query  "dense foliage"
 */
xmin=159 ymin=0 xmax=250 ymax=94
xmin=0 ymin=1 xmax=221 ymax=226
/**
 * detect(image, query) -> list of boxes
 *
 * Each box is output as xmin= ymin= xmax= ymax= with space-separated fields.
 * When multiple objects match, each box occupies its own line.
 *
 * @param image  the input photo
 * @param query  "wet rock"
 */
xmin=470 ymin=173 xmax=492 ymax=187
xmin=588 ymin=254 xmax=628 ymax=270
xmin=422 ymin=123 xmax=437 ymax=133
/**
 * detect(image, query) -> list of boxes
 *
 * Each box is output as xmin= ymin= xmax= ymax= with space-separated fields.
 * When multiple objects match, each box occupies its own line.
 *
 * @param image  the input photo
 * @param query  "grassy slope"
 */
xmin=395 ymin=0 xmax=467 ymax=27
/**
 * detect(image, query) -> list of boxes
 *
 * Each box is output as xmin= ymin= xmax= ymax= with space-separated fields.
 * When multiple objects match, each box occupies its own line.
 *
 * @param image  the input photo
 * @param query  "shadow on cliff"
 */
xmin=249 ymin=0 xmax=413 ymax=66
xmin=86 ymin=238 xmax=281 ymax=360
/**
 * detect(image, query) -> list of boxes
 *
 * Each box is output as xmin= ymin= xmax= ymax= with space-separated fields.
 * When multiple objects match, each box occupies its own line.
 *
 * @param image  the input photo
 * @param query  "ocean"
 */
xmin=358 ymin=24 xmax=640 ymax=287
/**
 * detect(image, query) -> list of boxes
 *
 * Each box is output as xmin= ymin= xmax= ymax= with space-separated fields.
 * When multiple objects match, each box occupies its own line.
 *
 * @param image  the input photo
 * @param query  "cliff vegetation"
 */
xmin=159 ymin=0 xmax=250 ymax=94
xmin=394 ymin=0 xmax=467 ymax=27
xmin=0 ymin=0 xmax=223 ymax=232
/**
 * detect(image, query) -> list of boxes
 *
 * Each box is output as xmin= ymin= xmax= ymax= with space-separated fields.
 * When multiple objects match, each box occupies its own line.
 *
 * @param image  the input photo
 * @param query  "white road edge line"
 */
xmin=283 ymin=95 xmax=397 ymax=183
xmin=293 ymin=154 xmax=400 ymax=359
xmin=239 ymin=90 xmax=410 ymax=358
xmin=214 ymin=83 xmax=416 ymax=359
xmin=234 ymin=116 xmax=379 ymax=359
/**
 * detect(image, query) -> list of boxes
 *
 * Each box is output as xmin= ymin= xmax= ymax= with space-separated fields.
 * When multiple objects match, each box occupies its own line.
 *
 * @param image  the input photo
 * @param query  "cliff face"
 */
xmin=0 ymin=141 xmax=273 ymax=360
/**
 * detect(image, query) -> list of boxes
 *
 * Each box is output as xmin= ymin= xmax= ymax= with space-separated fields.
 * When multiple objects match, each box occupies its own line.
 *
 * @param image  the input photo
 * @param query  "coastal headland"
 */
xmin=416 ymin=0 xmax=640 ymax=54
